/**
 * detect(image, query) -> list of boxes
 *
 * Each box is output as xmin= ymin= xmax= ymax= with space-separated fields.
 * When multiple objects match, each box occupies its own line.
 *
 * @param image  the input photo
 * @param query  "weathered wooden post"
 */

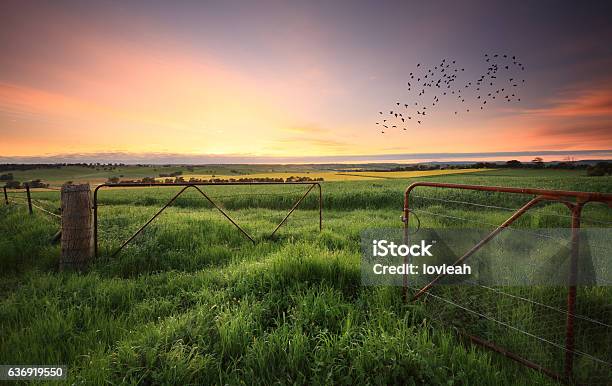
xmin=25 ymin=184 xmax=33 ymax=214
xmin=60 ymin=184 xmax=93 ymax=271
xmin=3 ymin=186 xmax=7 ymax=205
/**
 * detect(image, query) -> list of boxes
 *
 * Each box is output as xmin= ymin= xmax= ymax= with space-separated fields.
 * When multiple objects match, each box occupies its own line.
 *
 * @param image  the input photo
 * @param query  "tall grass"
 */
xmin=0 ymin=170 xmax=609 ymax=384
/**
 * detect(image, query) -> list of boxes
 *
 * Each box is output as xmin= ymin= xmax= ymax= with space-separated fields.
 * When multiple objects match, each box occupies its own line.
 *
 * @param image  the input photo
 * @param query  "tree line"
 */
xmin=106 ymin=176 xmax=324 ymax=184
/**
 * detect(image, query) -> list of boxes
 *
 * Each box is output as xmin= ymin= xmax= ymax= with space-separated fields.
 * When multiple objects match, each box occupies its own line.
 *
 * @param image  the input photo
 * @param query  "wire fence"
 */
xmin=3 ymin=185 xmax=62 ymax=221
xmin=412 ymin=284 xmax=611 ymax=383
xmin=404 ymin=185 xmax=612 ymax=385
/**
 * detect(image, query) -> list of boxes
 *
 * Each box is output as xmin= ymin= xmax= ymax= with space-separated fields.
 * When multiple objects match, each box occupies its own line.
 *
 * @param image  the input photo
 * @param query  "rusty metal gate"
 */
xmin=93 ymin=182 xmax=322 ymax=258
xmin=402 ymin=182 xmax=612 ymax=384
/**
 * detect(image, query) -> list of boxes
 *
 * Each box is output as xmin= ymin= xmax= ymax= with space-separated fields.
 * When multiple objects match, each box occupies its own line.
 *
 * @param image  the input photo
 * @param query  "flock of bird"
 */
xmin=376 ymin=54 xmax=526 ymax=134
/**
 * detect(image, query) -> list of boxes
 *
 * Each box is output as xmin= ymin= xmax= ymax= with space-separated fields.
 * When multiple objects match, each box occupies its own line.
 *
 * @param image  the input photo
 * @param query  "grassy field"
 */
xmin=3 ymin=164 xmax=494 ymax=184
xmin=0 ymin=169 xmax=610 ymax=384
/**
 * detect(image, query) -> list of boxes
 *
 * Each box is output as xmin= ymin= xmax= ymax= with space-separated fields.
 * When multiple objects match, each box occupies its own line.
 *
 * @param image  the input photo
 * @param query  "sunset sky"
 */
xmin=1 ymin=0 xmax=611 ymax=163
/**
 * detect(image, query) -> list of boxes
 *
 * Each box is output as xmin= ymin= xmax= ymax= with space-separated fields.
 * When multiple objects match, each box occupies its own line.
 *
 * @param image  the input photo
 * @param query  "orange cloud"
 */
xmin=522 ymin=81 xmax=612 ymax=118
xmin=482 ymin=80 xmax=612 ymax=150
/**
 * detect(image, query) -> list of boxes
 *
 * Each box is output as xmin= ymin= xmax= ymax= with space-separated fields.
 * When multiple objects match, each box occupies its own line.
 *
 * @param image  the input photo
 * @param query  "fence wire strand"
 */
xmin=418 ymin=288 xmax=612 ymax=367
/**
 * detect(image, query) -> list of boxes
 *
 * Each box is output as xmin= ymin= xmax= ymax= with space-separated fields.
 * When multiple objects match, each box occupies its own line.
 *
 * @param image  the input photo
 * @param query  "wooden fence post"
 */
xmin=60 ymin=184 xmax=93 ymax=271
xmin=3 ymin=186 xmax=7 ymax=205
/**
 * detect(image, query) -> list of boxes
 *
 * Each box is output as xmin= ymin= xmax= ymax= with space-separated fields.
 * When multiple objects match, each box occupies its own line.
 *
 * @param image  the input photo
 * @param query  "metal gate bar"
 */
xmin=93 ymin=182 xmax=322 ymax=258
xmin=271 ymin=183 xmax=317 ymax=237
xmin=402 ymin=182 xmax=612 ymax=382
xmin=189 ymin=185 xmax=256 ymax=243
xmin=410 ymin=195 xmax=544 ymax=301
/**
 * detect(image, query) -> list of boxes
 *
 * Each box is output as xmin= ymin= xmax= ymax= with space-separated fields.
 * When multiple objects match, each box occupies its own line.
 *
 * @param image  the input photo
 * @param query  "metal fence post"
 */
xmin=402 ymin=193 xmax=411 ymax=303
xmin=93 ymin=187 xmax=98 ymax=258
xmin=25 ymin=184 xmax=33 ymax=214
xmin=564 ymin=202 xmax=583 ymax=380
xmin=318 ymin=183 xmax=323 ymax=231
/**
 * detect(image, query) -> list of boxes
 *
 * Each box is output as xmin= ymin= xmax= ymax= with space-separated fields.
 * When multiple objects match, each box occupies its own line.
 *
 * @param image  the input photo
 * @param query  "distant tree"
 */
xmin=26 ymin=179 xmax=48 ymax=188
xmin=107 ymin=176 xmax=120 ymax=184
xmin=532 ymin=157 xmax=544 ymax=168
xmin=5 ymin=180 xmax=21 ymax=189
xmin=587 ymin=162 xmax=612 ymax=176
xmin=506 ymin=160 xmax=523 ymax=168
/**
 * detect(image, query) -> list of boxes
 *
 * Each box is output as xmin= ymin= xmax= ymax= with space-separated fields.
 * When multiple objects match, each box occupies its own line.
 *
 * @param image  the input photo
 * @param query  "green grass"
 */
xmin=0 ymin=169 xmax=610 ymax=385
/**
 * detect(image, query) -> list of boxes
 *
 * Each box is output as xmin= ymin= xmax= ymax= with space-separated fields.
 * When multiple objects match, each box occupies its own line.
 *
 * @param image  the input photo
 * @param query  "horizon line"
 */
xmin=1 ymin=149 xmax=611 ymax=165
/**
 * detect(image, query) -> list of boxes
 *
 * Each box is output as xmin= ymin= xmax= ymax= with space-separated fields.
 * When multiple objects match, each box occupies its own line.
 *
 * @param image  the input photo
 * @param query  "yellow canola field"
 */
xmin=177 ymin=168 xmax=488 ymax=182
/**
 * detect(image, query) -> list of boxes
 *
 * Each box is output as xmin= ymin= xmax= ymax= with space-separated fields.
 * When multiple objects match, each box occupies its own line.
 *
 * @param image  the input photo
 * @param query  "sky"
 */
xmin=1 ymin=0 xmax=611 ymax=163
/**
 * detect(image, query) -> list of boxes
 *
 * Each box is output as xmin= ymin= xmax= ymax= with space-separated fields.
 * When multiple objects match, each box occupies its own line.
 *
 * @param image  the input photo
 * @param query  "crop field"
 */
xmin=172 ymin=168 xmax=488 ymax=182
xmin=1 ymin=169 xmax=610 ymax=384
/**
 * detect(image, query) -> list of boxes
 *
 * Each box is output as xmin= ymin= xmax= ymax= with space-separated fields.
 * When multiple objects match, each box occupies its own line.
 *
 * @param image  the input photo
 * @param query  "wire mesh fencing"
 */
xmin=402 ymin=183 xmax=612 ymax=384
